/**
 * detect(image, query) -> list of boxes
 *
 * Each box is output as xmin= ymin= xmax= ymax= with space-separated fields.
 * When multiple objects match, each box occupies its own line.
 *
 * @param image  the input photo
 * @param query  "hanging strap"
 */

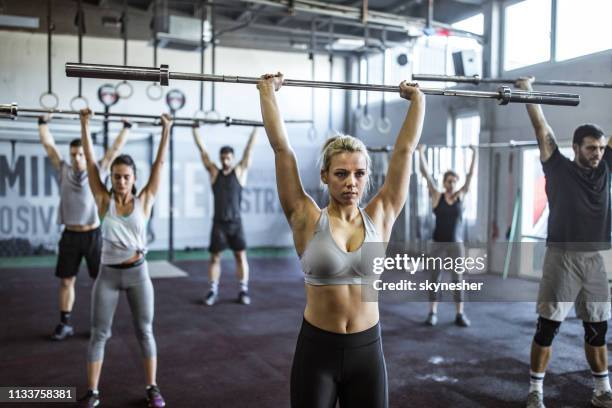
xmin=380 ymin=28 xmax=386 ymax=120
xmin=327 ymin=18 xmax=334 ymax=132
xmin=199 ymin=1 xmax=206 ymax=111
xmin=40 ymin=0 xmax=59 ymax=109
xmin=76 ymin=0 xmax=85 ymax=97
xmin=152 ymin=0 xmax=158 ymax=67
xmin=114 ymin=0 xmax=134 ymax=99
xmin=121 ymin=0 xmax=128 ymax=66
xmin=377 ymin=28 xmax=391 ymax=133
xmin=308 ymin=18 xmax=316 ymax=140
xmin=363 ymin=25 xmax=369 ymax=118
xmin=47 ymin=0 xmax=54 ymax=95
xmin=211 ymin=6 xmax=216 ymax=113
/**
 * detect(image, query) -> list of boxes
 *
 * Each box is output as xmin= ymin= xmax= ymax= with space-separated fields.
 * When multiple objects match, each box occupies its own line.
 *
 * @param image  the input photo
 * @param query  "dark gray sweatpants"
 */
xmin=87 ymin=261 xmax=156 ymax=362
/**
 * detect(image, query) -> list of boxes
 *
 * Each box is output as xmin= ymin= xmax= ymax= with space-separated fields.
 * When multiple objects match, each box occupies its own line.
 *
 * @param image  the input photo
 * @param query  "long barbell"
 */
xmin=0 ymin=103 xmax=312 ymax=127
xmin=367 ymin=139 xmax=577 ymax=152
xmin=65 ymin=63 xmax=580 ymax=107
xmin=412 ymin=73 xmax=612 ymax=89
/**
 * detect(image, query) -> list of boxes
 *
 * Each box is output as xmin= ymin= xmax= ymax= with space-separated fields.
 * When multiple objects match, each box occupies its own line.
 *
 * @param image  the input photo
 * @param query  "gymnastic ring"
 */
xmin=146 ymin=82 xmax=164 ymax=101
xmin=204 ymin=110 xmax=221 ymax=121
xmin=69 ymin=95 xmax=89 ymax=111
xmin=376 ymin=117 xmax=392 ymax=134
xmin=39 ymin=92 xmax=59 ymax=110
xmin=115 ymin=80 xmax=134 ymax=99
xmin=307 ymin=126 xmax=317 ymax=141
xmin=359 ymin=113 xmax=374 ymax=131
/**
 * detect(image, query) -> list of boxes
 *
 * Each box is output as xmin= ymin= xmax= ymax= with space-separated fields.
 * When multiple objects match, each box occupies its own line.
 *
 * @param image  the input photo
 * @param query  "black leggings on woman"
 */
xmin=290 ymin=318 xmax=388 ymax=408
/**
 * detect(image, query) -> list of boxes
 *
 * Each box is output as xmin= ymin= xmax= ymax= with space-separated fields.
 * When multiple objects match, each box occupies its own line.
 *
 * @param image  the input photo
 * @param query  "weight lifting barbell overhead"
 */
xmin=65 ymin=63 xmax=581 ymax=107
xmin=411 ymin=74 xmax=612 ymax=89
xmin=367 ymin=139 xmax=577 ymax=152
xmin=0 ymin=103 xmax=312 ymax=128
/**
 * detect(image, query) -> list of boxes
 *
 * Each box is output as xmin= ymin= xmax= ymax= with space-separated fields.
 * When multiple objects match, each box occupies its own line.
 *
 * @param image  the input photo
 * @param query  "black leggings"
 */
xmin=290 ymin=318 xmax=388 ymax=408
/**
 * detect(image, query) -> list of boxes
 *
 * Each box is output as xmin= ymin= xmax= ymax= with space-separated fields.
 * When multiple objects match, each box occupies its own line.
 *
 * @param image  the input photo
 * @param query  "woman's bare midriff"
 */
xmin=304 ymin=284 xmax=379 ymax=334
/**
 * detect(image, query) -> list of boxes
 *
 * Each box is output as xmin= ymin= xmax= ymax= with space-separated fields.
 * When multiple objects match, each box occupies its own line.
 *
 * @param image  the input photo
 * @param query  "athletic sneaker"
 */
xmin=425 ymin=312 xmax=437 ymax=326
xmin=455 ymin=313 xmax=471 ymax=327
xmin=238 ymin=290 xmax=251 ymax=305
xmin=78 ymin=390 xmax=100 ymax=408
xmin=51 ymin=323 xmax=74 ymax=341
xmin=592 ymin=390 xmax=612 ymax=407
xmin=205 ymin=290 xmax=218 ymax=306
xmin=146 ymin=385 xmax=166 ymax=408
xmin=526 ymin=391 xmax=545 ymax=408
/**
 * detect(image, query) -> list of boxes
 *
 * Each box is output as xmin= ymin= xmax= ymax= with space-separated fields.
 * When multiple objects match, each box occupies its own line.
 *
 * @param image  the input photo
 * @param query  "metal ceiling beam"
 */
xmin=239 ymin=0 xmax=484 ymax=41
xmin=246 ymin=22 xmax=401 ymax=48
xmin=390 ymin=0 xmax=422 ymax=14
xmin=235 ymin=3 xmax=266 ymax=22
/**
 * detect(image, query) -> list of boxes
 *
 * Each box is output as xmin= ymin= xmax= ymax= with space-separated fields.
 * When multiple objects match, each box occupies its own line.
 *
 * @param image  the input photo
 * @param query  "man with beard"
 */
xmin=192 ymin=126 xmax=257 ymax=306
xmin=517 ymin=77 xmax=612 ymax=408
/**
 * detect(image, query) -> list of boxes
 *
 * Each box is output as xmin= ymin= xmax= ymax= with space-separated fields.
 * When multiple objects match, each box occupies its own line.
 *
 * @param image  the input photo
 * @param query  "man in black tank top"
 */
xmin=417 ymin=144 xmax=477 ymax=328
xmin=193 ymin=126 xmax=258 ymax=306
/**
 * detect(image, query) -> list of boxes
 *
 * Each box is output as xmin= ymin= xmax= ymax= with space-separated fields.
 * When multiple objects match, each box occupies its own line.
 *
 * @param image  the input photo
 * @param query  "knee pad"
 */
xmin=534 ymin=317 xmax=561 ymax=347
xmin=584 ymin=321 xmax=607 ymax=347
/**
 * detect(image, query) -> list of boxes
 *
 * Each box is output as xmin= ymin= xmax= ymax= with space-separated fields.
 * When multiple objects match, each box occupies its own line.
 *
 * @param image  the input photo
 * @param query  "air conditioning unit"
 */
xmin=154 ymin=15 xmax=211 ymax=51
xmin=452 ymin=50 xmax=481 ymax=77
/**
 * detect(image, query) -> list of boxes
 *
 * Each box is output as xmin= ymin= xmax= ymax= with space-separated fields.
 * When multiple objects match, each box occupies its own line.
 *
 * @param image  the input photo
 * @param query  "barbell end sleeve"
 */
xmin=66 ymin=62 xmax=165 ymax=83
xmin=0 ymin=103 xmax=18 ymax=119
xmin=160 ymin=64 xmax=169 ymax=86
xmin=503 ymin=89 xmax=581 ymax=106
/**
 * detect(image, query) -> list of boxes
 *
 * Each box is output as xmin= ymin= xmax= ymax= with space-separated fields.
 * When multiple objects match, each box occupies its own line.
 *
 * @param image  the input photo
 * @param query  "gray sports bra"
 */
xmin=300 ymin=207 xmax=382 ymax=285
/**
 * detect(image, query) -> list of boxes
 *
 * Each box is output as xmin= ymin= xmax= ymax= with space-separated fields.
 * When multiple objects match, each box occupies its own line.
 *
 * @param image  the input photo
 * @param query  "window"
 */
xmin=520 ymin=147 xmax=573 ymax=240
xmin=556 ymin=0 xmax=612 ymax=61
xmin=453 ymin=114 xmax=480 ymax=221
xmin=451 ymin=13 xmax=484 ymax=36
xmin=503 ymin=0 xmax=551 ymax=71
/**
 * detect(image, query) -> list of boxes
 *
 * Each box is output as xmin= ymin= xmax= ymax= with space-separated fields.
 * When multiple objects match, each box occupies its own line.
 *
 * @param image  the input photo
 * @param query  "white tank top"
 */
xmin=101 ymin=194 xmax=148 ymax=265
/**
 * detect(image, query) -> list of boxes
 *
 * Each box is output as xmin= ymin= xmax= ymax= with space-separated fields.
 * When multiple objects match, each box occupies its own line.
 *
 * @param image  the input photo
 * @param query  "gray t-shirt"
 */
xmin=57 ymin=161 xmax=106 ymax=227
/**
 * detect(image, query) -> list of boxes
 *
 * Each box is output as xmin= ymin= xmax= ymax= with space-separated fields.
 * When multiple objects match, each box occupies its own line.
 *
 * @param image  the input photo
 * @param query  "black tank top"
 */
xmin=432 ymin=195 xmax=463 ymax=242
xmin=212 ymin=169 xmax=243 ymax=222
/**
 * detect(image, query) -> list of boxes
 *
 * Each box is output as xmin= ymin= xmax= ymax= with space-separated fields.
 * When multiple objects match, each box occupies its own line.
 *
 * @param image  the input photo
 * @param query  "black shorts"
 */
xmin=55 ymin=228 xmax=102 ymax=279
xmin=209 ymin=220 xmax=246 ymax=253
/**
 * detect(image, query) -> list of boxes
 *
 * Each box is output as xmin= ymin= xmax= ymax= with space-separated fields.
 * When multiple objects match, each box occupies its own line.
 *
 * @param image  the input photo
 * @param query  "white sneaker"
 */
xmin=204 ymin=291 xmax=218 ymax=306
xmin=526 ymin=391 xmax=545 ymax=408
xmin=592 ymin=390 xmax=612 ymax=408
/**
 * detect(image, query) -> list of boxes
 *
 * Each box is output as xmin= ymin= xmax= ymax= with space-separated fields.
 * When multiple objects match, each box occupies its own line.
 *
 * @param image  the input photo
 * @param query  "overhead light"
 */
xmin=0 ymin=14 xmax=39 ymax=29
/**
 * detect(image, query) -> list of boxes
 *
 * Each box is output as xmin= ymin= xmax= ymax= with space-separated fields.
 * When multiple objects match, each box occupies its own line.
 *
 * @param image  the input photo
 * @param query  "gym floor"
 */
xmin=0 ymin=255 xmax=599 ymax=407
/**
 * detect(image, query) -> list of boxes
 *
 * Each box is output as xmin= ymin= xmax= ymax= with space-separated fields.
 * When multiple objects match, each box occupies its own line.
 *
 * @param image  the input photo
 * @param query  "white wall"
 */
xmin=0 ymin=30 xmax=346 ymax=250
